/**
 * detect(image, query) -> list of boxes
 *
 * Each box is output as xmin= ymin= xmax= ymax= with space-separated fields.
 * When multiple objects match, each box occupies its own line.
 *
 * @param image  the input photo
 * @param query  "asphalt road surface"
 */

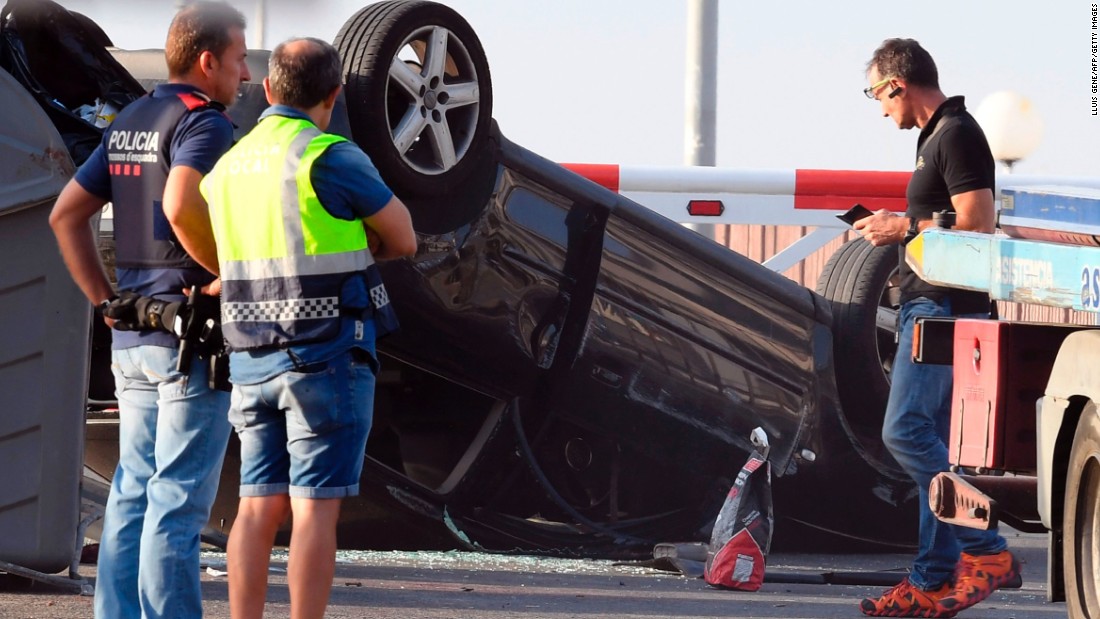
xmin=0 ymin=530 xmax=1066 ymax=619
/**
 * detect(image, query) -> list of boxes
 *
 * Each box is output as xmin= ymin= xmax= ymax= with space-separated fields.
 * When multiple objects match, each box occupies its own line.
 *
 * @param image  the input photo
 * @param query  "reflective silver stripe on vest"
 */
xmin=219 ymin=125 xmax=376 ymax=282
xmin=221 ymin=250 xmax=371 ymax=281
xmin=223 ymin=297 xmax=340 ymax=323
xmin=282 ymin=127 xmax=318 ymax=257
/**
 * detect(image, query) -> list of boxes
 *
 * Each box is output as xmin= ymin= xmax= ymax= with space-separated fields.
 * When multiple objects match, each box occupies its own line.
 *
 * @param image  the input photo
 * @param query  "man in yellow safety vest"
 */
xmin=202 ymin=36 xmax=416 ymax=619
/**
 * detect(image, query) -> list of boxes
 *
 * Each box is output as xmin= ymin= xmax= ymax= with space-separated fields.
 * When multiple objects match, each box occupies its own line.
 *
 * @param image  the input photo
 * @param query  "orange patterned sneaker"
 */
xmin=937 ymin=550 xmax=1022 ymax=614
xmin=860 ymin=578 xmax=958 ymax=617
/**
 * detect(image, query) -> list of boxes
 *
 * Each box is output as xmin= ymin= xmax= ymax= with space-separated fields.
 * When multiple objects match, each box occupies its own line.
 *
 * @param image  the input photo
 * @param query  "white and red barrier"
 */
xmin=562 ymin=163 xmax=1100 ymax=272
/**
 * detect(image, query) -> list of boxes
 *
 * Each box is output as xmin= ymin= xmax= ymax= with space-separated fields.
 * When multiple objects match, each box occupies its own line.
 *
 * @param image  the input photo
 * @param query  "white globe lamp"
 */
xmin=974 ymin=91 xmax=1043 ymax=173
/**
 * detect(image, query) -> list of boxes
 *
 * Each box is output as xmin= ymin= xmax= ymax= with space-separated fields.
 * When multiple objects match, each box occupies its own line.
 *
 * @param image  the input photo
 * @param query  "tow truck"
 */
xmin=907 ymin=186 xmax=1100 ymax=619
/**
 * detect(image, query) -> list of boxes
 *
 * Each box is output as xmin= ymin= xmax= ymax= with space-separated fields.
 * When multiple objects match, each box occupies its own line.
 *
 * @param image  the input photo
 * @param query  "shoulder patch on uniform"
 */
xmin=177 ymin=91 xmax=209 ymax=110
xmin=176 ymin=91 xmax=225 ymax=112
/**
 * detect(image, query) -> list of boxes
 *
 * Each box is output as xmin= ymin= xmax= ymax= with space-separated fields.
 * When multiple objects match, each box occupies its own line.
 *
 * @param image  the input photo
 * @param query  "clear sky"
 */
xmin=62 ymin=0 xmax=1100 ymax=176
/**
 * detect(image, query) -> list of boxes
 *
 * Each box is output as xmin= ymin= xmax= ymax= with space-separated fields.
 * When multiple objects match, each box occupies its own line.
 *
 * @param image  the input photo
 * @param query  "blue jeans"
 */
xmin=883 ymin=297 xmax=1006 ymax=589
xmin=229 ymin=348 xmax=376 ymax=499
xmin=96 ymin=345 xmax=231 ymax=619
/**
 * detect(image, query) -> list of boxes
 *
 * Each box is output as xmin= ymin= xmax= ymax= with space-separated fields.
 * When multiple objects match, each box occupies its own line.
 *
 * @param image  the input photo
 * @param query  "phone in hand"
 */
xmin=836 ymin=203 xmax=873 ymax=226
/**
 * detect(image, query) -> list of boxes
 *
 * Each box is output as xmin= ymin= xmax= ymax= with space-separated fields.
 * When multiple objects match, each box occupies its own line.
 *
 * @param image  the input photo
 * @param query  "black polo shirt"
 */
xmin=899 ymin=95 xmax=993 ymax=313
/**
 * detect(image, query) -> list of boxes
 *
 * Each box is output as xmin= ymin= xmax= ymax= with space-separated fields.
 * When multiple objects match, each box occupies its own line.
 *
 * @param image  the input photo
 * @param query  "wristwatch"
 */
xmin=97 ymin=295 xmax=118 ymax=315
xmin=903 ymin=216 xmax=921 ymax=244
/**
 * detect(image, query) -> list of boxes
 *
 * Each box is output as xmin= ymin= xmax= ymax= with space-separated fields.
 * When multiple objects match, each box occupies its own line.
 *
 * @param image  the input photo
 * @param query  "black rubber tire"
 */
xmin=815 ymin=238 xmax=900 ymax=461
xmin=334 ymin=1 xmax=493 ymax=200
xmin=1064 ymin=402 xmax=1100 ymax=619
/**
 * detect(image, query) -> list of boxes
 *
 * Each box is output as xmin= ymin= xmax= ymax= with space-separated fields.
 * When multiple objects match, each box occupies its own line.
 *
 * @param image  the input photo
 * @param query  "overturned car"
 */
xmin=3 ymin=0 xmax=916 ymax=560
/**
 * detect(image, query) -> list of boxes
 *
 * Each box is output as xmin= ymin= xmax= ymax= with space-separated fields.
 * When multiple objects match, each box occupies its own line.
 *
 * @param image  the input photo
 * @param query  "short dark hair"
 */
xmin=867 ymin=38 xmax=939 ymax=89
xmin=268 ymin=38 xmax=342 ymax=109
xmin=166 ymin=1 xmax=246 ymax=77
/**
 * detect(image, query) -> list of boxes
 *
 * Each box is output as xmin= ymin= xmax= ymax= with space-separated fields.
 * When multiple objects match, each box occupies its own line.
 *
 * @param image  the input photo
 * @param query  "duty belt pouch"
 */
xmin=208 ymin=351 xmax=230 ymax=392
xmin=365 ymin=264 xmax=400 ymax=338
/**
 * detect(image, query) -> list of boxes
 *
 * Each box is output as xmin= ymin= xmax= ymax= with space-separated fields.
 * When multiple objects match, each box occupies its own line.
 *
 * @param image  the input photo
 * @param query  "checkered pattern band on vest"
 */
xmin=223 ymin=297 xmax=340 ymax=323
xmin=370 ymin=284 xmax=390 ymax=310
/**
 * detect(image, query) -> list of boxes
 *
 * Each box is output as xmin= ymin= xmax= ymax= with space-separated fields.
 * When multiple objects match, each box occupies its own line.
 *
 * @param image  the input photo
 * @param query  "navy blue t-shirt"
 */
xmin=76 ymin=83 xmax=235 ymax=349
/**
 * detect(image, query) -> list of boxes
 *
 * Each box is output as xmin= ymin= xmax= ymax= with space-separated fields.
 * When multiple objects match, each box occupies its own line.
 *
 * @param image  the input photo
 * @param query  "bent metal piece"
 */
xmin=929 ymin=471 xmax=1041 ymax=531
xmin=930 ymin=472 xmax=997 ymax=530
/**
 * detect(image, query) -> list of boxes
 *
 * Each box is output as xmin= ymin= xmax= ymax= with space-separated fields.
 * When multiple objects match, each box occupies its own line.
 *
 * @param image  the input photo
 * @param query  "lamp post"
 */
xmin=683 ymin=0 xmax=718 ymax=240
xmin=974 ymin=91 xmax=1043 ymax=174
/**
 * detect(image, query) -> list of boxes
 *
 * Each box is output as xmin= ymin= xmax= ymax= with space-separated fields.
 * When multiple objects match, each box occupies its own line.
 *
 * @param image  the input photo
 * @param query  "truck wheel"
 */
xmin=1064 ymin=402 xmax=1100 ymax=619
xmin=814 ymin=238 xmax=900 ymax=461
xmin=334 ymin=0 xmax=493 ymax=200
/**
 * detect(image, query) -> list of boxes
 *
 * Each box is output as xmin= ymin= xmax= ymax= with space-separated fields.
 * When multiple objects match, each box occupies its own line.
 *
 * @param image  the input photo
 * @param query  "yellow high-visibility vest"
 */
xmin=202 ymin=114 xmax=380 ymax=350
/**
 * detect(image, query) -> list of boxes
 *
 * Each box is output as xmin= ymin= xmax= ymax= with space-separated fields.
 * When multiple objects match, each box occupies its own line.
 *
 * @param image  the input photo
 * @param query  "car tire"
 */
xmin=773 ymin=238 xmax=915 ymax=553
xmin=815 ymin=238 xmax=900 ymax=458
xmin=334 ymin=0 xmax=493 ymax=201
xmin=1063 ymin=402 xmax=1100 ymax=619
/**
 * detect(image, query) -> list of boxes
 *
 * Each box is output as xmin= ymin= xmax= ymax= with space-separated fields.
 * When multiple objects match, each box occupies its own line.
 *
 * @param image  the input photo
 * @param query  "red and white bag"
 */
xmin=703 ymin=431 xmax=773 ymax=591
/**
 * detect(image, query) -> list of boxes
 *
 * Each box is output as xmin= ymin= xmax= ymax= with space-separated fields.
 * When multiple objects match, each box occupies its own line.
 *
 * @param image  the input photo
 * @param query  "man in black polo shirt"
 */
xmin=853 ymin=38 xmax=1020 ymax=618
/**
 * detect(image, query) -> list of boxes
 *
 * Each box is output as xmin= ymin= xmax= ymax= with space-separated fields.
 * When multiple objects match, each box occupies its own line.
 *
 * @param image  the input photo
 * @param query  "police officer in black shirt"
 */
xmin=854 ymin=39 xmax=1020 ymax=618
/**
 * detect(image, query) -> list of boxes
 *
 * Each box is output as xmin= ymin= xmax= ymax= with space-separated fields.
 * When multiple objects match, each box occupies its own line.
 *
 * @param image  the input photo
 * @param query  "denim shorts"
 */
xmin=228 ymin=348 xmax=377 ymax=499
